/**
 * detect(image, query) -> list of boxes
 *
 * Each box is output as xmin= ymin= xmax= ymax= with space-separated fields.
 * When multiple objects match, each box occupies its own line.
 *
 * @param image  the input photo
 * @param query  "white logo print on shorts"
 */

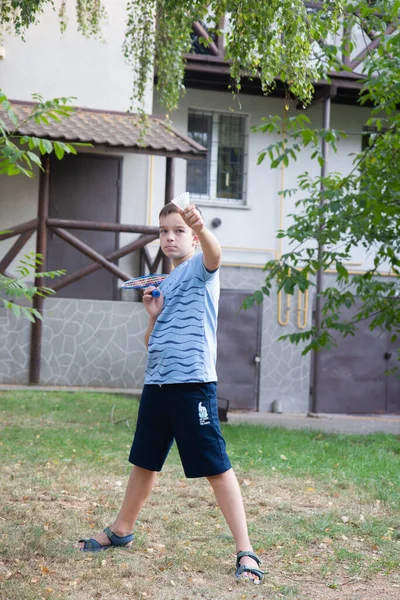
xmin=198 ymin=402 xmax=210 ymax=425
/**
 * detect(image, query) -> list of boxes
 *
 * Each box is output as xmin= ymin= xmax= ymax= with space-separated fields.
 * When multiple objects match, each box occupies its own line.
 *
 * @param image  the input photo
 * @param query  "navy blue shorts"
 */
xmin=129 ymin=382 xmax=232 ymax=478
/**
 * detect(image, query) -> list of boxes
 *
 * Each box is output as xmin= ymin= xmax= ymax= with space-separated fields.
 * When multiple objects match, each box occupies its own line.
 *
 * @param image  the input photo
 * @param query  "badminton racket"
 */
xmin=121 ymin=274 xmax=166 ymax=297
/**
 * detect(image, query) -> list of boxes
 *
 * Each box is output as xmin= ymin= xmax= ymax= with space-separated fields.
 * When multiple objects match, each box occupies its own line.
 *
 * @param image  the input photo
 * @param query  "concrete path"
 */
xmin=227 ymin=411 xmax=400 ymax=435
xmin=1 ymin=385 xmax=399 ymax=435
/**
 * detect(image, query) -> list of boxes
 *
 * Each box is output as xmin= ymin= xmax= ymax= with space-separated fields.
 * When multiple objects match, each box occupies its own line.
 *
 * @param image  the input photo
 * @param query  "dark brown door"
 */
xmin=312 ymin=301 xmax=400 ymax=414
xmin=216 ymin=289 xmax=262 ymax=410
xmin=385 ymin=338 xmax=400 ymax=413
xmin=47 ymin=154 xmax=121 ymax=300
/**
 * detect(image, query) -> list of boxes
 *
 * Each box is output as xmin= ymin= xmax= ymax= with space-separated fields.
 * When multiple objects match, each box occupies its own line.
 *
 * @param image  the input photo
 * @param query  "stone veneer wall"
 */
xmin=0 ymin=304 xmax=31 ymax=384
xmin=0 ymin=266 xmax=313 ymax=412
xmin=0 ymin=298 xmax=149 ymax=388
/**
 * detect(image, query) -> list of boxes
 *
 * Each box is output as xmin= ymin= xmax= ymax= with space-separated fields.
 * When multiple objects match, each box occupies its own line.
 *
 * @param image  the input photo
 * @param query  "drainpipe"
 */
xmin=310 ymin=93 xmax=331 ymax=414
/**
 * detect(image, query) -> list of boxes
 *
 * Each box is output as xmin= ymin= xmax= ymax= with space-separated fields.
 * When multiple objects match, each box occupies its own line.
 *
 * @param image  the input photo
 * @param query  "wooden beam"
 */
xmin=142 ymin=246 xmax=153 ymax=271
xmin=216 ymin=15 xmax=225 ymax=56
xmin=361 ymin=25 xmax=377 ymax=41
xmin=139 ymin=246 xmax=147 ymax=278
xmin=298 ymin=84 xmax=337 ymax=109
xmin=164 ymin=157 xmax=175 ymax=207
xmin=49 ymin=227 xmax=132 ymax=282
xmin=184 ymin=53 xmax=231 ymax=65
xmin=151 ymin=247 xmax=164 ymax=273
xmin=192 ymin=21 xmax=220 ymax=56
xmin=29 ymin=156 xmax=50 ymax=385
xmin=89 ymin=145 xmax=207 ymax=160
xmin=0 ymin=230 xmax=34 ymax=274
xmin=342 ymin=25 xmax=352 ymax=66
xmin=162 ymin=157 xmax=174 ymax=274
xmin=304 ymin=1 xmax=325 ymax=9
xmin=348 ymin=23 xmax=397 ymax=70
xmin=51 ymin=234 xmax=158 ymax=292
xmin=0 ymin=219 xmax=38 ymax=241
xmin=140 ymin=245 xmax=164 ymax=276
xmin=47 ymin=218 xmax=159 ymax=235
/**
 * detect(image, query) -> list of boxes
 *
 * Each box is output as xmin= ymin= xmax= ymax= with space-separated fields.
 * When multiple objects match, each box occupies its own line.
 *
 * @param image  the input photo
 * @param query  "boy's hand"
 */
xmin=178 ymin=204 xmax=205 ymax=234
xmin=143 ymin=287 xmax=164 ymax=318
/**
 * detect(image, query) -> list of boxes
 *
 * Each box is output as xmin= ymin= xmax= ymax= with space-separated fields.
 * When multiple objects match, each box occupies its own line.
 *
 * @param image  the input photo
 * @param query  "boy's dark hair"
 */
xmin=159 ymin=202 xmax=202 ymax=220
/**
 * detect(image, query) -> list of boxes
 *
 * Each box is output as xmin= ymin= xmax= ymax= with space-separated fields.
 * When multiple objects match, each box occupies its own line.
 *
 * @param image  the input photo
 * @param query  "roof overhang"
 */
xmin=182 ymin=54 xmax=368 ymax=107
xmin=2 ymin=102 xmax=208 ymax=160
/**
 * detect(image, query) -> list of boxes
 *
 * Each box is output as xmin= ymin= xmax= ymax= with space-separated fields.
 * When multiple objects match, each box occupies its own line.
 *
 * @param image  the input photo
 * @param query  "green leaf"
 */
xmin=41 ymin=139 xmax=53 ymax=154
xmin=10 ymin=302 xmax=21 ymax=319
xmin=257 ymin=151 xmax=266 ymax=165
xmin=254 ymin=290 xmax=263 ymax=304
xmin=335 ymin=262 xmax=348 ymax=279
xmin=241 ymin=296 xmax=255 ymax=310
xmin=26 ymin=151 xmax=42 ymax=167
xmin=53 ymin=142 xmax=65 ymax=160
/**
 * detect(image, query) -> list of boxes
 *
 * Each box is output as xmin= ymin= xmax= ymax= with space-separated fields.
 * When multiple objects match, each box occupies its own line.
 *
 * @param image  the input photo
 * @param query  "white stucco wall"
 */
xmin=0 ymin=0 xmax=156 ymax=276
xmin=152 ymin=88 xmax=379 ymax=272
xmin=0 ymin=168 xmax=39 ymax=268
xmin=0 ymin=0 xmax=152 ymax=113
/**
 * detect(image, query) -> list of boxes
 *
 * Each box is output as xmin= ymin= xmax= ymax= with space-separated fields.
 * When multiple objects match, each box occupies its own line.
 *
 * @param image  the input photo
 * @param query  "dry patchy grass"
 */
xmin=1 ymin=463 xmax=399 ymax=600
xmin=0 ymin=391 xmax=399 ymax=599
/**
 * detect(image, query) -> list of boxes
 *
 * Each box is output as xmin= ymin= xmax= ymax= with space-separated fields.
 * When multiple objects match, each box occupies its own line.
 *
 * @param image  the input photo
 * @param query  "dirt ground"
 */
xmin=1 ymin=462 xmax=399 ymax=600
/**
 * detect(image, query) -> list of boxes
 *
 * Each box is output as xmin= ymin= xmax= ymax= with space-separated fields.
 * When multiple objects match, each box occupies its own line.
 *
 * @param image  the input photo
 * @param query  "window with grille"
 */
xmin=362 ymin=126 xmax=376 ymax=151
xmin=361 ymin=125 xmax=388 ymax=151
xmin=186 ymin=109 xmax=247 ymax=205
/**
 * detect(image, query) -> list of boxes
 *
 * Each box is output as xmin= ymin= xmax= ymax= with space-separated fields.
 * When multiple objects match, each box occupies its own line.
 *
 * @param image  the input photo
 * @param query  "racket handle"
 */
xmin=152 ymin=289 xmax=161 ymax=298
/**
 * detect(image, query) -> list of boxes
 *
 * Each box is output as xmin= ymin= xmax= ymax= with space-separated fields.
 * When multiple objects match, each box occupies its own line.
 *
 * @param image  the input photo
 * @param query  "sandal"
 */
xmin=235 ymin=550 xmax=264 ymax=584
xmin=79 ymin=526 xmax=134 ymax=553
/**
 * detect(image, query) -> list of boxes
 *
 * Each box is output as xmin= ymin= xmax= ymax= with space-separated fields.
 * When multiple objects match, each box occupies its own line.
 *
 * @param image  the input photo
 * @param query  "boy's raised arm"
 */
xmin=196 ymin=227 xmax=222 ymax=272
xmin=179 ymin=205 xmax=222 ymax=272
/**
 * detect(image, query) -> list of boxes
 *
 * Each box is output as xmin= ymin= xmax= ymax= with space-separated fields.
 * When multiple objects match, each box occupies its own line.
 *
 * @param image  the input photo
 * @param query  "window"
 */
xmin=361 ymin=125 xmax=387 ymax=151
xmin=361 ymin=126 xmax=376 ymax=151
xmin=186 ymin=109 xmax=247 ymax=205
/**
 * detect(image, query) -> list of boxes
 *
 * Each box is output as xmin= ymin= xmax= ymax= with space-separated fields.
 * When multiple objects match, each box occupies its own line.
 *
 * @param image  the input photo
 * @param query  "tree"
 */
xmin=240 ymin=1 xmax=400 ymax=356
xmin=2 ymin=1 xmax=399 ymax=351
xmin=1 ymin=0 xmax=349 ymax=110
xmin=0 ymin=0 xmax=106 ymax=38
xmin=0 ymin=91 xmax=78 ymax=176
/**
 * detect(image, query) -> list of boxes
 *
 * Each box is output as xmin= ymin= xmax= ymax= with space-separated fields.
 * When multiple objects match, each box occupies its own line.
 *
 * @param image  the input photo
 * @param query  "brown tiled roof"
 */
xmin=3 ymin=102 xmax=207 ymax=160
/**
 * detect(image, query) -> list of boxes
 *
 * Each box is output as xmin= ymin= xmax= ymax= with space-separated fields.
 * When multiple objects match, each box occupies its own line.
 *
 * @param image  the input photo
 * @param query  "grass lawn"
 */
xmin=0 ymin=390 xmax=399 ymax=600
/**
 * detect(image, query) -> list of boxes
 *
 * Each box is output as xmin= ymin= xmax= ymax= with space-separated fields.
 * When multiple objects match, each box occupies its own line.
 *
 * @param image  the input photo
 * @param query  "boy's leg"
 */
xmin=207 ymin=468 xmax=260 ymax=581
xmin=78 ymin=465 xmax=156 ymax=549
xmin=79 ymin=385 xmax=174 ymax=550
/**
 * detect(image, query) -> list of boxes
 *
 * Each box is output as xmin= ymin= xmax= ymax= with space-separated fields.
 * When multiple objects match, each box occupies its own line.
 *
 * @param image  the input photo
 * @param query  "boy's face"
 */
xmin=159 ymin=212 xmax=199 ymax=266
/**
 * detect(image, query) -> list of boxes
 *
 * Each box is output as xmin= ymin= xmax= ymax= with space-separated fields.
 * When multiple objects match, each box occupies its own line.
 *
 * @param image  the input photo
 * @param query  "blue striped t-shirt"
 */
xmin=144 ymin=252 xmax=219 ymax=384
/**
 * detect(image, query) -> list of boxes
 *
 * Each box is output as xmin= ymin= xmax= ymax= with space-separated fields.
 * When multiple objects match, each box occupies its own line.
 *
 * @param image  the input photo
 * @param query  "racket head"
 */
xmin=121 ymin=273 xmax=166 ymax=290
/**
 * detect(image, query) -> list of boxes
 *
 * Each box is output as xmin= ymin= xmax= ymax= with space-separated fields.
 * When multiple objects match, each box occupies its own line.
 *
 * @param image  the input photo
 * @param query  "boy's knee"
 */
xmin=206 ymin=468 xmax=232 ymax=482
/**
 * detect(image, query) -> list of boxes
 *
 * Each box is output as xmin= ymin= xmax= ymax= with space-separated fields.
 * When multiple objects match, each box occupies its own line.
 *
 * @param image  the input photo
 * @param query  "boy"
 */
xmin=78 ymin=202 xmax=264 ymax=584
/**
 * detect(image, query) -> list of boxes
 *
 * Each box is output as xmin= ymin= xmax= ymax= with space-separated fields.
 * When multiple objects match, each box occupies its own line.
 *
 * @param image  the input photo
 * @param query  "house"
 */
xmin=148 ymin=16 xmax=400 ymax=415
xmin=0 ymin=2 xmax=399 ymax=414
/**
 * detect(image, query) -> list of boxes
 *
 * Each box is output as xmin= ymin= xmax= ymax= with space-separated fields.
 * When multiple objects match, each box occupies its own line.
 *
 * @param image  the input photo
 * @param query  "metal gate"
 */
xmin=216 ymin=289 xmax=262 ymax=411
xmin=312 ymin=302 xmax=400 ymax=414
